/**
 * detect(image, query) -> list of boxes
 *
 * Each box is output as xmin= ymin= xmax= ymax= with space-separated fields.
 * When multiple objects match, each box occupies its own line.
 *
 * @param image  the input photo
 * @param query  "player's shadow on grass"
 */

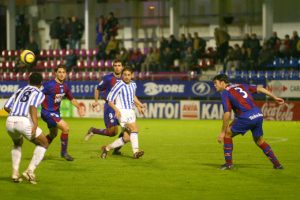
xmin=43 ymin=155 xmax=70 ymax=161
xmin=0 ymin=176 xmax=13 ymax=183
xmin=201 ymin=163 xmax=266 ymax=169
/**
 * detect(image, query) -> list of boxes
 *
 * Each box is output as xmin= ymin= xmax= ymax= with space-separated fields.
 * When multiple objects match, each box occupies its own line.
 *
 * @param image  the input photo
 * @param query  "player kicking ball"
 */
xmin=101 ymin=67 xmax=145 ymax=159
xmin=213 ymin=74 xmax=284 ymax=170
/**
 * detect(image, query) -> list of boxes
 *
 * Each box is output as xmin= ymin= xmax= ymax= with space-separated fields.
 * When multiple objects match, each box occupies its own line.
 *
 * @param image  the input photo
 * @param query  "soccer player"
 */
xmin=213 ymin=74 xmax=284 ymax=170
xmin=4 ymin=72 xmax=48 ymax=184
xmin=41 ymin=65 xmax=84 ymax=161
xmin=101 ymin=67 xmax=145 ymax=159
xmin=85 ymin=59 xmax=124 ymax=155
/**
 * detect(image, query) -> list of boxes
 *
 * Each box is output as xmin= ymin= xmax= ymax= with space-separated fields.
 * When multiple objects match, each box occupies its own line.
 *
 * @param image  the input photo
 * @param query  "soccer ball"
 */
xmin=20 ymin=50 xmax=35 ymax=64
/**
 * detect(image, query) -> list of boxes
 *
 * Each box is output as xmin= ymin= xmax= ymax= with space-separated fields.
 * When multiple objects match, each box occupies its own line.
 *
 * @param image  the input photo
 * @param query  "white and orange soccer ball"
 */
xmin=20 ymin=50 xmax=35 ymax=64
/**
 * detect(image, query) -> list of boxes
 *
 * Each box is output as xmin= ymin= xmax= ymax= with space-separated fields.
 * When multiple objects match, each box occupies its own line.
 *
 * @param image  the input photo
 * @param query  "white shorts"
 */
xmin=6 ymin=116 xmax=43 ymax=141
xmin=118 ymin=109 xmax=136 ymax=128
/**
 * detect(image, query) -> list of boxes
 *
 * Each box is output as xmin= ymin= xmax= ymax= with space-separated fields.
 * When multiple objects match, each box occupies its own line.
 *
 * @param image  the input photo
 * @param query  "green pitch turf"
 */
xmin=0 ymin=117 xmax=299 ymax=200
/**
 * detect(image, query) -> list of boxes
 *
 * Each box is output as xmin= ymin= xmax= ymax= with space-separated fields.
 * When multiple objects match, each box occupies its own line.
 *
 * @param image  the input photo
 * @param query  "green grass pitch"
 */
xmin=0 ymin=117 xmax=300 ymax=200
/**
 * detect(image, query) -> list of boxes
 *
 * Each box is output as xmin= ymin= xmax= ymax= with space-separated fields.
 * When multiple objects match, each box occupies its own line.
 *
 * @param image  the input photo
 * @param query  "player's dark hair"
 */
xmin=122 ymin=66 xmax=133 ymax=74
xmin=55 ymin=65 xmax=67 ymax=72
xmin=29 ymin=72 xmax=43 ymax=86
xmin=212 ymin=74 xmax=230 ymax=84
xmin=112 ymin=59 xmax=123 ymax=66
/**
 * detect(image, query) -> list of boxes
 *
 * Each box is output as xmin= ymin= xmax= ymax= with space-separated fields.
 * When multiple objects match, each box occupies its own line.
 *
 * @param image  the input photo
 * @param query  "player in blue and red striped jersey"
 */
xmin=41 ymin=65 xmax=84 ymax=161
xmin=213 ymin=74 xmax=284 ymax=170
xmin=84 ymin=59 xmax=124 ymax=155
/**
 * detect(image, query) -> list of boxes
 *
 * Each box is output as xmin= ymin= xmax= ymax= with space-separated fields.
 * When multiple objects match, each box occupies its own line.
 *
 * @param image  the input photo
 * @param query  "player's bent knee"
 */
xmin=123 ymin=134 xmax=130 ymax=142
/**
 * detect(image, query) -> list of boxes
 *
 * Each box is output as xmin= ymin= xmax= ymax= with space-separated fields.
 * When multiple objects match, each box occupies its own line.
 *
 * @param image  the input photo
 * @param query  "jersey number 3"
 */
xmin=234 ymin=87 xmax=248 ymax=98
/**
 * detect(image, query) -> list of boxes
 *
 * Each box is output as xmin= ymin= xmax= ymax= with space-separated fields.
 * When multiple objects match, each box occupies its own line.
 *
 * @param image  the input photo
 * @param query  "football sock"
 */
xmin=28 ymin=146 xmax=47 ymax=172
xmin=259 ymin=142 xmax=281 ymax=167
xmin=224 ymin=137 xmax=233 ymax=165
xmin=91 ymin=128 xmax=115 ymax=137
xmin=113 ymin=132 xmax=124 ymax=152
xmin=11 ymin=146 xmax=22 ymax=173
xmin=60 ymin=132 xmax=69 ymax=155
xmin=108 ymin=137 xmax=125 ymax=150
xmin=130 ymin=132 xmax=139 ymax=154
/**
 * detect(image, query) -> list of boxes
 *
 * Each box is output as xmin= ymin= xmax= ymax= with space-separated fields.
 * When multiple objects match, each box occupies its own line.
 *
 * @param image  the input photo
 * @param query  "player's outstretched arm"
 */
xmin=257 ymin=86 xmax=285 ymax=105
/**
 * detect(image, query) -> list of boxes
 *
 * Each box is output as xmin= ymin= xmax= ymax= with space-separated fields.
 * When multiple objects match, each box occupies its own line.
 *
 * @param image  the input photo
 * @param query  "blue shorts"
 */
xmin=41 ymin=109 xmax=61 ymax=128
xmin=231 ymin=109 xmax=264 ymax=138
xmin=103 ymin=103 xmax=119 ymax=128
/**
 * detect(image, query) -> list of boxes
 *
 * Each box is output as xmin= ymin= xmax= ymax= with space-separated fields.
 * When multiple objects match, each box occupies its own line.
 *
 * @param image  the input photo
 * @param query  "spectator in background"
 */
xmin=185 ymin=33 xmax=193 ymax=51
xmin=96 ymin=15 xmax=106 ymax=46
xmin=159 ymin=36 xmax=168 ymax=55
xmin=50 ymin=16 xmax=62 ymax=49
xmin=193 ymin=32 xmax=206 ymax=57
xmin=116 ymin=47 xmax=129 ymax=65
xmin=105 ymin=12 xmax=119 ymax=40
xmin=279 ymin=34 xmax=291 ymax=58
xmin=16 ymin=15 xmax=30 ymax=50
xmin=224 ymin=44 xmax=242 ymax=72
xmin=59 ymin=17 xmax=69 ymax=50
xmin=128 ymin=48 xmax=144 ymax=72
xmin=181 ymin=46 xmax=197 ymax=72
xmin=290 ymin=31 xmax=300 ymax=58
xmin=248 ymin=33 xmax=261 ymax=68
xmin=160 ymin=47 xmax=175 ymax=71
xmin=168 ymin=34 xmax=180 ymax=60
xmin=141 ymin=47 xmax=160 ymax=72
xmin=105 ymin=36 xmax=119 ymax=59
xmin=69 ymin=16 xmax=84 ymax=49
xmin=258 ymin=42 xmax=274 ymax=68
xmin=179 ymin=33 xmax=187 ymax=53
xmin=214 ymin=27 xmax=231 ymax=63
xmin=267 ymin=31 xmax=281 ymax=50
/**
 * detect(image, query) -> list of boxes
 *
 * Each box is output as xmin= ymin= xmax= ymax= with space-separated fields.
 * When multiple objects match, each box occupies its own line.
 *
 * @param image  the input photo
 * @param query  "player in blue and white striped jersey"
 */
xmin=4 ymin=73 xmax=49 ymax=184
xmin=101 ymin=67 xmax=146 ymax=159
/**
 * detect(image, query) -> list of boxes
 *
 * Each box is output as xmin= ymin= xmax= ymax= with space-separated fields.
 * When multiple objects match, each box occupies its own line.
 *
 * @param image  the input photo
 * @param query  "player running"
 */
xmin=41 ymin=65 xmax=84 ymax=161
xmin=101 ymin=67 xmax=145 ymax=159
xmin=84 ymin=59 xmax=124 ymax=155
xmin=4 ymin=72 xmax=48 ymax=184
xmin=213 ymin=74 xmax=284 ymax=170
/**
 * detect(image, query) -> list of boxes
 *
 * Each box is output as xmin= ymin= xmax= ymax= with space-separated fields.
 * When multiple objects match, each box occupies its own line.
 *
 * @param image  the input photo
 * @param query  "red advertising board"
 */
xmin=256 ymin=101 xmax=300 ymax=121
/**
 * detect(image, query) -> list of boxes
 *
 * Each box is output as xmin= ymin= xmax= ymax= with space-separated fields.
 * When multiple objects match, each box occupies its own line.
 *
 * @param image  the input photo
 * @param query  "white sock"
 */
xmin=108 ymin=138 xmax=125 ymax=150
xmin=11 ymin=146 xmax=22 ymax=174
xmin=28 ymin=146 xmax=47 ymax=172
xmin=130 ymin=132 xmax=139 ymax=154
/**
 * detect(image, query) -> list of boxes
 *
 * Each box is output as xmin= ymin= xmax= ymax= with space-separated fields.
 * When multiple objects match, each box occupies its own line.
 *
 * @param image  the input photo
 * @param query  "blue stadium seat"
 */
xmin=274 ymin=70 xmax=286 ymax=80
xmin=256 ymin=71 xmax=266 ymax=80
xmin=265 ymin=70 xmax=275 ymax=80
xmin=289 ymin=57 xmax=299 ymax=68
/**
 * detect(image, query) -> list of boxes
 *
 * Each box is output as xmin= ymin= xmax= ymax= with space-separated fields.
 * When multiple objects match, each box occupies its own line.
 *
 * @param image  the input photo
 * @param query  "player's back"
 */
xmin=223 ymin=83 xmax=258 ymax=116
xmin=6 ymin=85 xmax=45 ymax=117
